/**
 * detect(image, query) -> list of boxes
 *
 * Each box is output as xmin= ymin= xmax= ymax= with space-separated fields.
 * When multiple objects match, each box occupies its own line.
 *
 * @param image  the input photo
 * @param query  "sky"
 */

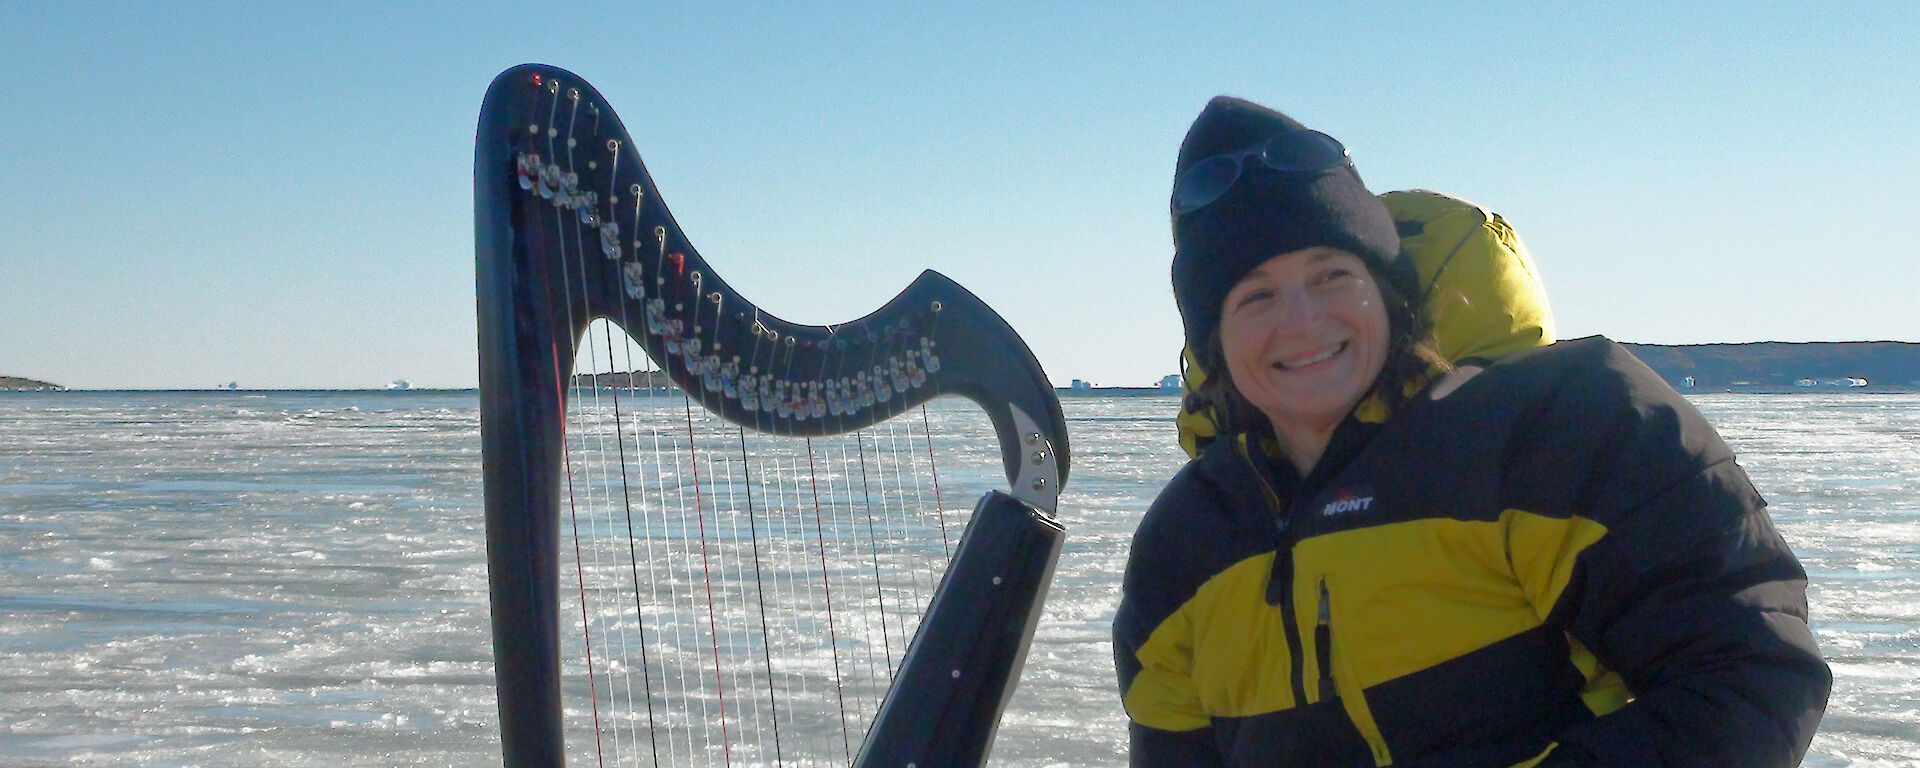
xmin=3 ymin=1 xmax=1916 ymax=390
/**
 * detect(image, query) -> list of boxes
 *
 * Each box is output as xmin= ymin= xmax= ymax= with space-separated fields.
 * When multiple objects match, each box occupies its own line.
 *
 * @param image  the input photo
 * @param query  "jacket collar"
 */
xmin=1196 ymin=416 xmax=1382 ymax=516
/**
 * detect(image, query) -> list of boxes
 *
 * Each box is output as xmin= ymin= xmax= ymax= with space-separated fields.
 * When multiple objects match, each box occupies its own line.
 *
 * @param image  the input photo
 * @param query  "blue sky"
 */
xmin=4 ymin=1 xmax=1915 ymax=389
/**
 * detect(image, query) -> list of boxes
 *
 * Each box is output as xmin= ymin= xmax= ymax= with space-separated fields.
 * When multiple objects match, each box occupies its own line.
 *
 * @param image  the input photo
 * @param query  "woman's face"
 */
xmin=1218 ymin=246 xmax=1390 ymax=441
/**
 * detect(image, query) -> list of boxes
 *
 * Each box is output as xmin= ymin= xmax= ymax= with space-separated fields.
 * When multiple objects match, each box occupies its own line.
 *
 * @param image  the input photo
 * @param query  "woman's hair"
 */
xmin=1193 ymin=266 xmax=1446 ymax=438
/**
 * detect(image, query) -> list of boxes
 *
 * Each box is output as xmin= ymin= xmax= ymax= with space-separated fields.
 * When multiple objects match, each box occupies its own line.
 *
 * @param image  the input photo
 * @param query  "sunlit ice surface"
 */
xmin=0 ymin=391 xmax=1912 ymax=766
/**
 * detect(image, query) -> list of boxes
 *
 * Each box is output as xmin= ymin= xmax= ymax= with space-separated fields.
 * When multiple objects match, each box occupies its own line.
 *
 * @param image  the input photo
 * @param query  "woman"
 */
xmin=1113 ymin=97 xmax=1830 ymax=766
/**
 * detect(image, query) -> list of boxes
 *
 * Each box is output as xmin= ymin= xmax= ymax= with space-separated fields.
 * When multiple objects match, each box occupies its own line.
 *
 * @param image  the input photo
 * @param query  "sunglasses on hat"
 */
xmin=1169 ymin=129 xmax=1352 ymax=216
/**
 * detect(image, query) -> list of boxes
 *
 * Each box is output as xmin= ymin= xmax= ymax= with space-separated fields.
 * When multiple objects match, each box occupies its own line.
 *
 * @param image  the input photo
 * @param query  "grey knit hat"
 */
xmin=1171 ymin=96 xmax=1408 ymax=352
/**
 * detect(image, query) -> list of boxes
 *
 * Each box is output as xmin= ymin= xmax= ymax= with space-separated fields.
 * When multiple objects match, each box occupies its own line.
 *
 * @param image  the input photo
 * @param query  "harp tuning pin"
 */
xmin=1031 ymin=476 xmax=1049 ymax=491
xmin=567 ymin=87 xmax=579 ymax=101
xmin=515 ymin=153 xmax=539 ymax=190
xmin=930 ymin=300 xmax=943 ymax=312
xmin=707 ymin=291 xmax=722 ymax=304
xmin=622 ymin=261 xmax=646 ymax=299
xmin=601 ymin=224 xmax=622 ymax=259
xmin=537 ymin=164 xmax=559 ymax=199
xmin=1025 ymin=431 xmax=1041 ymax=446
xmin=1030 ymin=449 xmax=1049 ymax=465
xmin=690 ymin=270 xmax=702 ymax=285
xmin=607 ymin=138 xmax=619 ymax=152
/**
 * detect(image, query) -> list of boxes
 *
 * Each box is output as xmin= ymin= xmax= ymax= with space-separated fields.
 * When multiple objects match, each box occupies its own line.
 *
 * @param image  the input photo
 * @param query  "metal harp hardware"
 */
xmin=475 ymin=63 xmax=1069 ymax=768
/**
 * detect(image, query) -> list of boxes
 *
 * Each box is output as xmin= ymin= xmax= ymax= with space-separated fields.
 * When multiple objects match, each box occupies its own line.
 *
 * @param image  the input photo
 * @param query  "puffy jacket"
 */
xmin=1115 ymin=337 xmax=1830 ymax=765
xmin=1120 ymin=192 xmax=1829 ymax=765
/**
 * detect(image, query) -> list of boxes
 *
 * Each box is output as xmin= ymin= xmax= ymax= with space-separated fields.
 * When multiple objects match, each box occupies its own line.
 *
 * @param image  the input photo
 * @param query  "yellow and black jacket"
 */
xmin=1116 ymin=193 xmax=1830 ymax=766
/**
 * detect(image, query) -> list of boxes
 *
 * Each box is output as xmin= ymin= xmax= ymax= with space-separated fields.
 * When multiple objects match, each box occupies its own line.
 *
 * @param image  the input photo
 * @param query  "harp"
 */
xmin=475 ymin=64 xmax=1069 ymax=767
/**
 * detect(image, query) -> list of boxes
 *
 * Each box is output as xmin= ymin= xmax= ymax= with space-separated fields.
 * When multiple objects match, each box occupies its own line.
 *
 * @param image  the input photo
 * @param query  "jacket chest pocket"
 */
xmin=1309 ymin=574 xmax=1393 ymax=766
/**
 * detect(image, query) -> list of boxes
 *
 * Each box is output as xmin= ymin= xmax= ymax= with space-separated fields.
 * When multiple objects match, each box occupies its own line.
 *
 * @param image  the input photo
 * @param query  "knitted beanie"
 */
xmin=1171 ymin=96 xmax=1408 ymax=352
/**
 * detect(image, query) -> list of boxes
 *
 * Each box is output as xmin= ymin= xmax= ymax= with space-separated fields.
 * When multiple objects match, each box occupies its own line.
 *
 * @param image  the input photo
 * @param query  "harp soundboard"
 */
xmin=475 ymin=64 xmax=1069 ymax=767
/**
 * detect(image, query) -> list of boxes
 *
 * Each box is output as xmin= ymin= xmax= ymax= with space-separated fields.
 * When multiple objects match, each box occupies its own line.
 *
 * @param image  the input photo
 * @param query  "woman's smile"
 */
xmin=1275 ymin=341 xmax=1347 ymax=370
xmin=1218 ymin=246 xmax=1389 ymax=452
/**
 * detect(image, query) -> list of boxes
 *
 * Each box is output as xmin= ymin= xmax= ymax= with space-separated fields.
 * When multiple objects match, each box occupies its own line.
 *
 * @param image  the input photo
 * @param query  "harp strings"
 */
xmin=544 ymin=82 xmax=611 ymax=766
xmin=528 ymin=82 xmax=962 ymax=766
xmin=560 ymin=360 xmax=961 ymax=766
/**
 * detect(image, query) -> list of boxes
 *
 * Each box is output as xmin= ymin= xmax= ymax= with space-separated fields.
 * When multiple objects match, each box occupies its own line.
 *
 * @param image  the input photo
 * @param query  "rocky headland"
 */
xmin=0 ymin=376 xmax=65 ymax=391
xmin=1621 ymin=341 xmax=1920 ymax=391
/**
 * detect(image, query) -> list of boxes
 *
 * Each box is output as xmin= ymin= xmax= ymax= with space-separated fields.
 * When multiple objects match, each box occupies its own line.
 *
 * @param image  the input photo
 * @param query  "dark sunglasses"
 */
xmin=1169 ymin=129 xmax=1352 ymax=216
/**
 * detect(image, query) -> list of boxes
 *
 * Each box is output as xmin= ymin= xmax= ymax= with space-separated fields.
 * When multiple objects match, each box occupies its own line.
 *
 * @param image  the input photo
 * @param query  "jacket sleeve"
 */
xmin=1114 ymin=463 xmax=1231 ymax=767
xmin=1513 ymin=342 xmax=1831 ymax=766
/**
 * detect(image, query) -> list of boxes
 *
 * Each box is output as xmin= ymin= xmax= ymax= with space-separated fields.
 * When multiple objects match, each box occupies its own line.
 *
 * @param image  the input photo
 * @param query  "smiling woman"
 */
xmin=1113 ymin=96 xmax=1830 ymax=767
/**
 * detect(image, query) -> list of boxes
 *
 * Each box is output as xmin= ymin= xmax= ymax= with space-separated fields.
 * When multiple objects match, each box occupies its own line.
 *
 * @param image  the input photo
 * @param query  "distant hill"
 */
xmin=1620 ymin=341 xmax=1920 ymax=390
xmin=20 ymin=342 xmax=1914 ymax=394
xmin=0 ymin=376 xmax=64 ymax=391
xmin=572 ymin=370 xmax=675 ymax=390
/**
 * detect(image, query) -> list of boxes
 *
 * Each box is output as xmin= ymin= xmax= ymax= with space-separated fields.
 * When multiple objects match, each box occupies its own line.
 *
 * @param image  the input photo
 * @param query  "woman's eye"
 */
xmin=1313 ymin=269 xmax=1354 ymax=287
xmin=1233 ymin=289 xmax=1273 ymax=309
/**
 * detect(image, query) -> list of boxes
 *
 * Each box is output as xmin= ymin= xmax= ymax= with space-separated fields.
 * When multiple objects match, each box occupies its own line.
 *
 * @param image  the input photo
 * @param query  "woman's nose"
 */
xmin=1274 ymin=286 xmax=1326 ymax=328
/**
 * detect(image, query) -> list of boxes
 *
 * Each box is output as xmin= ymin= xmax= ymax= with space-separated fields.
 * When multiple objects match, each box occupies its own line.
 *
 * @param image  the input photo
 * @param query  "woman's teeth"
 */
xmin=1277 ymin=342 xmax=1345 ymax=370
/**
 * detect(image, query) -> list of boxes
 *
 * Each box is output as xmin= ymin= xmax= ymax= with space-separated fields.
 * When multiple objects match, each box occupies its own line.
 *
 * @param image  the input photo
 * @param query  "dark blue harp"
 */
xmin=475 ymin=64 xmax=1068 ymax=768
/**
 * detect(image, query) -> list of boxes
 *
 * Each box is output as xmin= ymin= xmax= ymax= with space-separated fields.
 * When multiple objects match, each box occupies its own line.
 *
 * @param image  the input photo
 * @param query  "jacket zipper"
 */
xmin=1316 ymin=578 xmax=1338 ymax=702
xmin=1238 ymin=437 xmax=1310 ymax=708
xmin=1238 ymin=437 xmax=1393 ymax=764
xmin=1322 ymin=572 xmax=1393 ymax=765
